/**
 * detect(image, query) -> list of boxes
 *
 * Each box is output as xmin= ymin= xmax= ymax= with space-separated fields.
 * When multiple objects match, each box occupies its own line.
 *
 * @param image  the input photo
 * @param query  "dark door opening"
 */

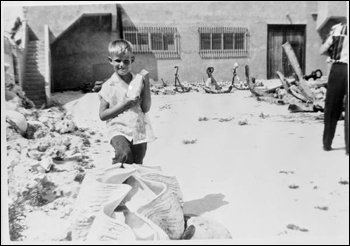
xmin=267 ymin=25 xmax=306 ymax=79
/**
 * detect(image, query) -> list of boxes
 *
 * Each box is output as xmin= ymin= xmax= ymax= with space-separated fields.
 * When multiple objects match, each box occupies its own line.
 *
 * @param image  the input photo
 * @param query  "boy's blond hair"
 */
xmin=108 ymin=39 xmax=133 ymax=56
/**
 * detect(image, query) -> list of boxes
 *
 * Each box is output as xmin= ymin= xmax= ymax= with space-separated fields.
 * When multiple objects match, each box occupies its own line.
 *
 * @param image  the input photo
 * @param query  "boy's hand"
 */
xmin=123 ymin=96 xmax=140 ymax=110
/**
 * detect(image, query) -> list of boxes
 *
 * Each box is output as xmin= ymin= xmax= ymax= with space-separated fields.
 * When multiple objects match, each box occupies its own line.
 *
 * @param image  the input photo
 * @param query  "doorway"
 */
xmin=267 ymin=25 xmax=306 ymax=79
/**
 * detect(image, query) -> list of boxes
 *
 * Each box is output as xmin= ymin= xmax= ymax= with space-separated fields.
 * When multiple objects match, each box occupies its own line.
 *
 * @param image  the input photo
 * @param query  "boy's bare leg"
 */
xmin=110 ymin=135 xmax=133 ymax=164
xmin=131 ymin=142 xmax=147 ymax=164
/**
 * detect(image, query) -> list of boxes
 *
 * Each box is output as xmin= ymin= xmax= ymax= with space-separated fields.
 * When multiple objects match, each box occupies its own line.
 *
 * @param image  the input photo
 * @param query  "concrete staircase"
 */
xmin=24 ymin=40 xmax=47 ymax=108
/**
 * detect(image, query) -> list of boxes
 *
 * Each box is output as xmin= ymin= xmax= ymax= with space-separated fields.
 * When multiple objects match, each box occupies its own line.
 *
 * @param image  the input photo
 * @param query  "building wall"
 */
xmin=23 ymin=1 xmax=346 ymax=90
xmin=317 ymin=1 xmax=348 ymax=30
xmin=4 ymin=37 xmax=15 ymax=79
xmin=51 ymin=14 xmax=118 ymax=91
xmin=121 ymin=1 xmax=334 ymax=83
xmin=24 ymin=3 xmax=117 ymax=43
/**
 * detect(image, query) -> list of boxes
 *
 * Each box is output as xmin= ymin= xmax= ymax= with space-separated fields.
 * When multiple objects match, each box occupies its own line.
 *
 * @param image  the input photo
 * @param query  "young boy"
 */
xmin=99 ymin=39 xmax=155 ymax=165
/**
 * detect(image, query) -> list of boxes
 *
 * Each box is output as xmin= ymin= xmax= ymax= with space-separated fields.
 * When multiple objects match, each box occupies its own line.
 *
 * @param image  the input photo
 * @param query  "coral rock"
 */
xmin=6 ymin=110 xmax=28 ymax=134
xmin=185 ymin=216 xmax=232 ymax=240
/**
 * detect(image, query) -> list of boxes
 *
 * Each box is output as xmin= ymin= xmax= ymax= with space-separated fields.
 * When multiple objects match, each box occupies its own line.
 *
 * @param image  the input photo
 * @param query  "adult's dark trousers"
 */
xmin=110 ymin=135 xmax=147 ymax=164
xmin=323 ymin=63 xmax=348 ymax=154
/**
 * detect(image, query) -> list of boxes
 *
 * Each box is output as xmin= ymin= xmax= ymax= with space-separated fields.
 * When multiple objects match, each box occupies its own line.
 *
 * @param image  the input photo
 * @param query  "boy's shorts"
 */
xmin=110 ymin=135 xmax=147 ymax=164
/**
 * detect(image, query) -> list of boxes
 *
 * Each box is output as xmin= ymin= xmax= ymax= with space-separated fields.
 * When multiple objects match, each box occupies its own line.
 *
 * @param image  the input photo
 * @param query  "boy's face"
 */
xmin=109 ymin=51 xmax=135 ymax=77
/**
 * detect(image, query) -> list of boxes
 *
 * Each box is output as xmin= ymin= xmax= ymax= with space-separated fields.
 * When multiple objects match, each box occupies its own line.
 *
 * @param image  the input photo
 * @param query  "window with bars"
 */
xmin=198 ymin=27 xmax=249 ymax=58
xmin=123 ymin=26 xmax=180 ymax=59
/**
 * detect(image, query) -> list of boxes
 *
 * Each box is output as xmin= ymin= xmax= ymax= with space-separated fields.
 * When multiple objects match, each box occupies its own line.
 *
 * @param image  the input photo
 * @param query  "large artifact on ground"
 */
xmin=281 ymin=42 xmax=315 ymax=102
xmin=71 ymin=164 xmax=184 ymax=241
xmin=201 ymin=66 xmax=233 ymax=94
xmin=71 ymin=164 xmax=232 ymax=241
xmin=174 ymin=66 xmax=191 ymax=93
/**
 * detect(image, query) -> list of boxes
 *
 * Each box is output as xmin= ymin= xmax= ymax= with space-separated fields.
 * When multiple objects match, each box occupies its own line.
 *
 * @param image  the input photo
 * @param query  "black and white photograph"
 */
xmin=1 ymin=1 xmax=349 ymax=244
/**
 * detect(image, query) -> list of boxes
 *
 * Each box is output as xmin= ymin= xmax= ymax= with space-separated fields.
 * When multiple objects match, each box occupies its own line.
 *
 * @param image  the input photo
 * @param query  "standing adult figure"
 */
xmin=319 ymin=22 xmax=348 ymax=155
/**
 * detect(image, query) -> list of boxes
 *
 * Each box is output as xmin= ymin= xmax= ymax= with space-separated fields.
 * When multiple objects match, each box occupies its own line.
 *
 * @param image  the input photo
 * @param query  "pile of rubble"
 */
xmin=6 ymin=106 xmax=100 ymax=240
xmin=150 ymin=80 xmax=202 ymax=95
xmin=247 ymin=77 xmax=327 ymax=107
xmin=5 ymin=66 xmax=99 ymax=241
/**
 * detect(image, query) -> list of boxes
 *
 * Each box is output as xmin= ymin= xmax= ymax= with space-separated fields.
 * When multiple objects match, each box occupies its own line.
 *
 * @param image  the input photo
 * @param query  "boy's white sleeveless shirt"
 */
xmin=99 ymin=72 xmax=156 ymax=144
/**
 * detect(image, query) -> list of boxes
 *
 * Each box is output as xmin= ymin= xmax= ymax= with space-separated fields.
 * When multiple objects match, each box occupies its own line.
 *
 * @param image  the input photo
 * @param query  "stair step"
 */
xmin=25 ymin=93 xmax=46 ymax=99
xmin=26 ymin=51 xmax=45 ymax=56
xmin=25 ymin=86 xmax=46 ymax=90
xmin=25 ymin=79 xmax=46 ymax=83
xmin=27 ymin=49 xmax=45 ymax=52
xmin=25 ymin=73 xmax=45 ymax=77
xmin=26 ymin=65 xmax=46 ymax=69
xmin=24 ymin=84 xmax=46 ymax=88
xmin=27 ymin=57 xmax=45 ymax=61
xmin=26 ymin=55 xmax=45 ymax=59
xmin=28 ymin=41 xmax=44 ymax=45
xmin=27 ymin=58 xmax=45 ymax=63
xmin=27 ymin=44 xmax=45 ymax=47
xmin=29 ymin=96 xmax=46 ymax=101
xmin=26 ymin=72 xmax=45 ymax=77
xmin=26 ymin=70 xmax=45 ymax=74
xmin=27 ymin=53 xmax=46 ymax=58
xmin=25 ymin=80 xmax=46 ymax=84
xmin=24 ymin=83 xmax=46 ymax=88
xmin=27 ymin=45 xmax=45 ymax=49
xmin=27 ymin=44 xmax=45 ymax=48
xmin=25 ymin=95 xmax=46 ymax=101
xmin=26 ymin=61 xmax=46 ymax=66
xmin=26 ymin=69 xmax=45 ymax=73
xmin=25 ymin=81 xmax=46 ymax=86
xmin=26 ymin=64 xmax=45 ymax=68
xmin=27 ymin=57 xmax=45 ymax=62
xmin=27 ymin=51 xmax=45 ymax=56
xmin=25 ymin=94 xmax=46 ymax=99
xmin=25 ymin=91 xmax=46 ymax=96
xmin=26 ymin=61 xmax=45 ymax=65
xmin=24 ymin=80 xmax=45 ymax=84
xmin=27 ymin=52 xmax=45 ymax=56
xmin=28 ymin=94 xmax=46 ymax=98
xmin=26 ymin=69 xmax=46 ymax=74
xmin=25 ymin=71 xmax=45 ymax=79
xmin=25 ymin=84 xmax=46 ymax=88
xmin=26 ymin=63 xmax=46 ymax=67
xmin=27 ymin=45 xmax=44 ymax=48
xmin=25 ymin=75 xmax=45 ymax=79
xmin=24 ymin=78 xmax=45 ymax=82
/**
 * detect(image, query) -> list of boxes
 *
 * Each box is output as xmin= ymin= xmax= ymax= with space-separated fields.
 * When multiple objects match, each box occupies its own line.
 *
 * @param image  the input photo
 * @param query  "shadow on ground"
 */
xmin=183 ymin=193 xmax=229 ymax=216
xmin=51 ymin=91 xmax=87 ymax=106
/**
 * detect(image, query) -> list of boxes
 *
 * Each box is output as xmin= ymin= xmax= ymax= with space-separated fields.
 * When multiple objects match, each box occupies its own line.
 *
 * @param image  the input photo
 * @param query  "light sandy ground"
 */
xmin=50 ymin=89 xmax=349 ymax=244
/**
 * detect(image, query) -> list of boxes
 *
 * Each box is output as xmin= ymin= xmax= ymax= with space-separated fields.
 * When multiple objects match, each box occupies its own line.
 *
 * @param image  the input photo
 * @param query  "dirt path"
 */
xmin=143 ymin=91 xmax=349 ymax=244
xmin=68 ymin=90 xmax=348 ymax=243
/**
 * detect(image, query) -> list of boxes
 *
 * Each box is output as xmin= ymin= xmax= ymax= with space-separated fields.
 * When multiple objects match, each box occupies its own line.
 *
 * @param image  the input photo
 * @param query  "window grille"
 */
xmin=123 ymin=26 xmax=180 ymax=59
xmin=198 ymin=27 xmax=250 ymax=58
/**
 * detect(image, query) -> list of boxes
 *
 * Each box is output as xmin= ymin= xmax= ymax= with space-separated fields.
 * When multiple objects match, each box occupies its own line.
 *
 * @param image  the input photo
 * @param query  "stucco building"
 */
xmin=5 ymin=1 xmax=348 ymax=107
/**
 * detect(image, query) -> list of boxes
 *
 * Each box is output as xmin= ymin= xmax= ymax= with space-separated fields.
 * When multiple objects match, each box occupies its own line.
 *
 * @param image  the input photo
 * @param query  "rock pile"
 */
xmin=5 ymin=68 xmax=98 ymax=241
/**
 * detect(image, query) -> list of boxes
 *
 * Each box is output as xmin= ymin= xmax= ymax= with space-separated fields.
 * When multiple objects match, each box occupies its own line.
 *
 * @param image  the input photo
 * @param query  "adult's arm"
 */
xmin=319 ymin=35 xmax=333 ymax=56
